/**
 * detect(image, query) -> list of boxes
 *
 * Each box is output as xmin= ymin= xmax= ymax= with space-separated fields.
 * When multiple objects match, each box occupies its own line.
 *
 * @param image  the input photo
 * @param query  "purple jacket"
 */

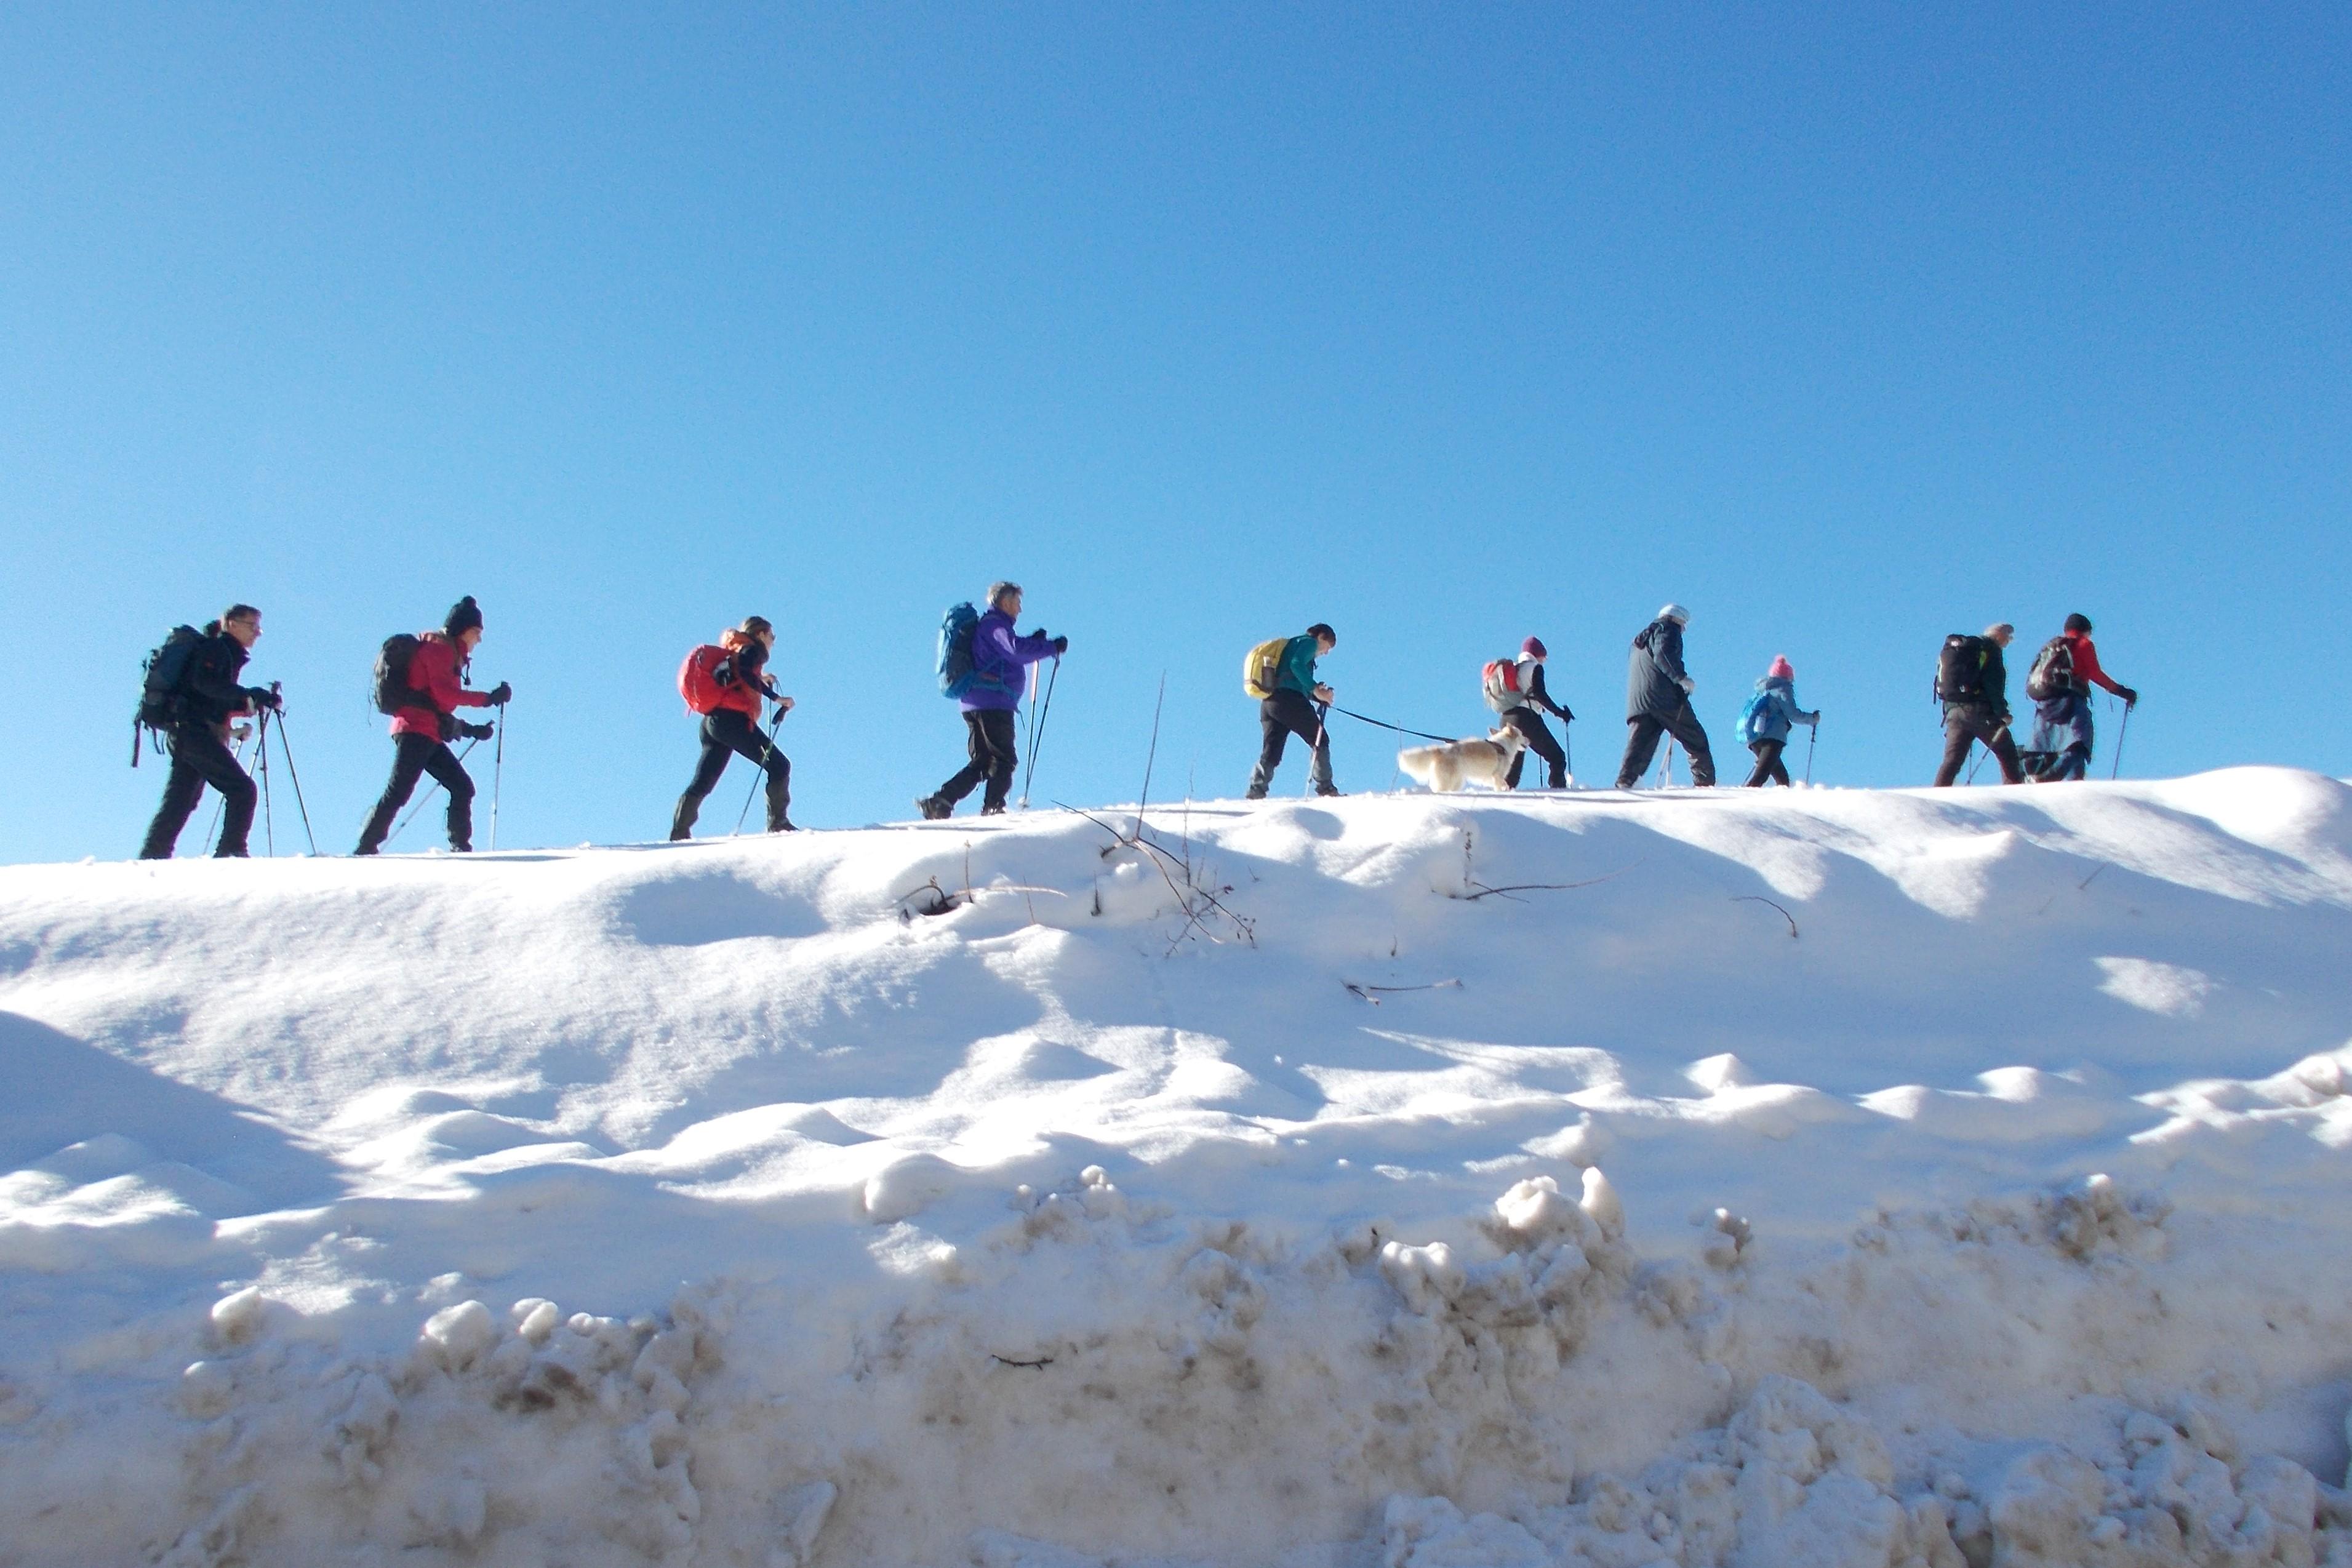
xmin=961 ymin=608 xmax=1058 ymax=712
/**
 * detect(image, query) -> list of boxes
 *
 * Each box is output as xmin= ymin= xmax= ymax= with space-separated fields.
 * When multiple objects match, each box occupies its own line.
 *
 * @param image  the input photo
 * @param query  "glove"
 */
xmin=1678 ymin=676 xmax=1696 ymax=695
xmin=2118 ymin=687 xmax=2138 ymax=707
xmin=461 ymin=721 xmax=495 ymax=742
xmin=246 ymin=686 xmax=282 ymax=713
xmin=1806 ymin=711 xmax=1822 ymax=726
xmin=1561 ymin=707 xmax=1576 ymax=724
xmin=1051 ymin=636 xmax=1069 ymax=656
xmin=487 ymin=681 xmax=512 ymax=706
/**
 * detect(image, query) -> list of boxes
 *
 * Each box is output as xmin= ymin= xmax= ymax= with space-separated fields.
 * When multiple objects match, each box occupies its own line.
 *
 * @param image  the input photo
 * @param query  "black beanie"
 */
xmin=444 ymin=596 xmax=484 ymax=637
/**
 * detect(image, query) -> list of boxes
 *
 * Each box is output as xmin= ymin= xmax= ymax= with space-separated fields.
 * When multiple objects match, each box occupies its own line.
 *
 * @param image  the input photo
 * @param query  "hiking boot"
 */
xmin=1314 ymin=787 xmax=1342 ymax=799
xmin=980 ymin=804 xmax=1007 ymax=817
xmin=915 ymin=795 xmax=952 ymax=821
xmin=1244 ymin=788 xmax=1267 ymax=801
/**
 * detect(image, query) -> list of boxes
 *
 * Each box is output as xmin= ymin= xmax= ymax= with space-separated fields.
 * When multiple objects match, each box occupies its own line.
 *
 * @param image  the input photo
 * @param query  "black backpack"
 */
xmin=2025 ymin=636 xmax=2075 ymax=702
xmin=136 ymin=625 xmax=206 ymax=731
xmin=373 ymin=634 xmax=423 ymax=715
xmin=1934 ymin=634 xmax=1990 ymax=704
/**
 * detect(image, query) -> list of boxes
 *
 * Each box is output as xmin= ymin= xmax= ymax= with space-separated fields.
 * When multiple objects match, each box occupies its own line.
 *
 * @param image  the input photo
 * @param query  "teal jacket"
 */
xmin=1276 ymin=634 xmax=1321 ymax=697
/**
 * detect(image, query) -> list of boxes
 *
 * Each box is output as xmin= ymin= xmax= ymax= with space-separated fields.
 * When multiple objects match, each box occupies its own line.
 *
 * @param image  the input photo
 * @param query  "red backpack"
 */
xmin=678 ymin=644 xmax=730 ymax=715
xmin=1481 ymin=658 xmax=1524 ymax=712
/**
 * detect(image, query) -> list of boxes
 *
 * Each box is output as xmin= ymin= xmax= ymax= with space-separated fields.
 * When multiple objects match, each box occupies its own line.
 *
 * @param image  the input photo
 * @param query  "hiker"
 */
xmin=1245 ymin=623 xmax=1340 ymax=799
xmin=2025 ymin=614 xmax=2137 ymax=782
xmin=1487 ymin=636 xmax=1575 ymax=790
xmin=917 ymin=582 xmax=1065 ymax=819
xmin=356 ymin=596 xmax=510 ymax=854
xmin=671 ymin=616 xmax=796 ymax=838
xmin=1932 ymin=623 xmax=2026 ymax=786
xmin=137 ymin=605 xmax=280 ymax=859
xmin=1736 ymin=655 xmax=1818 ymax=788
xmin=1615 ymin=606 xmax=1715 ymax=789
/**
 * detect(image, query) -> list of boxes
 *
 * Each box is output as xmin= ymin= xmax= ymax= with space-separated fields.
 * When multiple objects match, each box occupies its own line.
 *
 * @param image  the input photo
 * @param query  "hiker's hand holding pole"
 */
xmin=1313 ymin=682 xmax=1334 ymax=703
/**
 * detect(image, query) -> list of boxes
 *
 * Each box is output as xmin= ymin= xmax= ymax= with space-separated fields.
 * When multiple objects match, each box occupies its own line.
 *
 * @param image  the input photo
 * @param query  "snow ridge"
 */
xmin=4 ymin=770 xmax=2352 ymax=1565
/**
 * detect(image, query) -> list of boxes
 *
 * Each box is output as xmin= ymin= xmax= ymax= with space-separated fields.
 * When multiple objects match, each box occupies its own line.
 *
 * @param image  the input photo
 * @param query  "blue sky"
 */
xmin=3 ymin=4 xmax=2345 ymax=862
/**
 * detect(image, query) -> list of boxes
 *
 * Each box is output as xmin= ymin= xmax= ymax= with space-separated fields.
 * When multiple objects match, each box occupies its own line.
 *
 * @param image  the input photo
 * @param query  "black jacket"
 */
xmin=1625 ymin=620 xmax=1691 ymax=721
xmin=178 ymin=624 xmax=255 ymax=727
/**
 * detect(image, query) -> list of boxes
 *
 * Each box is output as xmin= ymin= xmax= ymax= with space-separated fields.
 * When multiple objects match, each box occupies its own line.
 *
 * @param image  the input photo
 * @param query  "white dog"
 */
xmin=1398 ymin=728 xmax=1526 ymax=792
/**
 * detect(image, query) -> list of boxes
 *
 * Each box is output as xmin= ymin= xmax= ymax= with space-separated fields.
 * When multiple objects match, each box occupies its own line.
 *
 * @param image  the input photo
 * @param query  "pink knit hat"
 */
xmin=1768 ymin=655 xmax=1793 ymax=679
xmin=1522 ymin=636 xmax=1547 ymax=659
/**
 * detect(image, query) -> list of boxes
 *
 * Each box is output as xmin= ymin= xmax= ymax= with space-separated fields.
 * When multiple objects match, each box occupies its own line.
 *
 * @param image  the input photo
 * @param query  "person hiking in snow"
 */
xmin=1932 ymin=623 xmax=2025 ymax=787
xmin=917 ymin=582 xmax=1064 ymax=819
xmin=1615 ymin=605 xmax=1715 ymax=789
xmin=1492 ymin=636 xmax=1575 ymax=790
xmin=138 ymin=604 xmax=281 ymax=859
xmin=356 ymin=596 xmax=510 ymax=855
xmin=671 ymin=616 xmax=796 ymax=839
xmin=2025 ymin=613 xmax=2137 ymax=783
xmin=1246 ymin=623 xmax=1340 ymax=799
xmin=1735 ymin=655 xmax=1818 ymax=788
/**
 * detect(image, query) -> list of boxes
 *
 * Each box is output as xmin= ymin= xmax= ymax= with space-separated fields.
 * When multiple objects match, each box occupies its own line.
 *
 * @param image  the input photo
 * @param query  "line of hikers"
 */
xmin=131 ymin=586 xmax=2135 ymax=859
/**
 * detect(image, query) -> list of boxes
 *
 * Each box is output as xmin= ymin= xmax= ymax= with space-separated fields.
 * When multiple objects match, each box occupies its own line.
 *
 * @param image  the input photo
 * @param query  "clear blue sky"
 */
xmin=4 ymin=4 xmax=2345 ymax=862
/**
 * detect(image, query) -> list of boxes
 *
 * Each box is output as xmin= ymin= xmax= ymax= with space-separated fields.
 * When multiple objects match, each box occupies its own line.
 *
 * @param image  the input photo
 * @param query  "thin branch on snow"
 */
xmin=1732 ymin=895 xmax=1799 ymax=938
xmin=1345 ymin=978 xmax=1463 ymax=1004
xmin=1457 ymin=861 xmax=1644 ymax=902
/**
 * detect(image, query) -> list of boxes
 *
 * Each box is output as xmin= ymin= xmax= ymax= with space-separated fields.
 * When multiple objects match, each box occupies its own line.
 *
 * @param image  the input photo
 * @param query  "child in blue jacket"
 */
xmin=1736 ymin=657 xmax=1819 ymax=787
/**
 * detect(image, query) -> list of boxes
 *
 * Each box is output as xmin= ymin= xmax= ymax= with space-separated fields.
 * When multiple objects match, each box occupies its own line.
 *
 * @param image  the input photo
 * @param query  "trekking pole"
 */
xmin=1303 ymin=700 xmax=1332 ymax=798
xmin=1655 ymin=739 xmax=1676 ymax=790
xmin=1803 ymin=719 xmax=1818 ymax=785
xmin=489 ymin=698 xmax=507 ymax=850
xmin=386 ymin=737 xmax=482 ymax=847
xmin=271 ymin=698 xmax=320 ymax=855
xmin=2111 ymin=700 xmax=2131 ymax=780
xmin=1019 ymin=655 xmax=1061 ymax=811
xmin=732 ymin=706 xmax=788 ymax=834
xmin=255 ymin=710 xmax=276 ymax=857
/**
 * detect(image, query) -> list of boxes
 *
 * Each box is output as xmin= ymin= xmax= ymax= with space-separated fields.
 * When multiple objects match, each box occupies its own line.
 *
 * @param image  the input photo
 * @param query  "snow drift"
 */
xmin=4 ymin=769 xmax=2352 ymax=1566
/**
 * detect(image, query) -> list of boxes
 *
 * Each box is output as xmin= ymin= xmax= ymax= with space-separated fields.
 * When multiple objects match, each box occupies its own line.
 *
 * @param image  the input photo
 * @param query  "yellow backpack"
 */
xmin=1242 ymin=637 xmax=1290 ymax=700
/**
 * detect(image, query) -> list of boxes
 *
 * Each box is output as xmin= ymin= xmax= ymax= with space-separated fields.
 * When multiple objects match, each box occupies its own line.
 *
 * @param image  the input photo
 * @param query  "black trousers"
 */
xmin=140 ymin=723 xmax=256 ymax=859
xmin=358 ymin=734 xmax=475 ymax=853
xmin=1248 ymin=689 xmax=1334 ymax=797
xmin=1616 ymin=702 xmax=1716 ymax=788
xmin=1501 ymin=708 xmax=1568 ymax=789
xmin=672 ymin=710 xmax=791 ymax=836
xmin=937 ymin=708 xmax=1020 ymax=813
xmin=1934 ymin=706 xmax=2024 ymax=786
xmin=1745 ymin=738 xmax=1791 ymax=788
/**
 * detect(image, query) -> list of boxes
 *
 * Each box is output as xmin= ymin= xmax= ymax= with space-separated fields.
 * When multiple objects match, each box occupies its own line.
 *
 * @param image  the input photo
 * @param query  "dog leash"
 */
xmin=1330 ymin=706 xmax=1458 ymax=744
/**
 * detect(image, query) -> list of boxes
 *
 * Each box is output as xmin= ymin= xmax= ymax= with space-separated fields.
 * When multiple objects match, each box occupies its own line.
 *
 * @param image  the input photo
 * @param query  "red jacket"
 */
xmin=2060 ymin=630 xmax=2127 ymax=698
xmin=391 ymin=632 xmax=490 ymax=738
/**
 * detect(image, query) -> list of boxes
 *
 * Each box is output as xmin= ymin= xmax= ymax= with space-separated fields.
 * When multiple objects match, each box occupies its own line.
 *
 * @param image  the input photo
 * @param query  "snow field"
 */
xmin=4 ymin=769 xmax=2352 ymax=1565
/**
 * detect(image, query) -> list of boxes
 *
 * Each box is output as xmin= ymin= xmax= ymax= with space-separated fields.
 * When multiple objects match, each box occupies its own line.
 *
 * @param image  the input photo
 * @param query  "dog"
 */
xmin=1397 ymin=727 xmax=1526 ymax=792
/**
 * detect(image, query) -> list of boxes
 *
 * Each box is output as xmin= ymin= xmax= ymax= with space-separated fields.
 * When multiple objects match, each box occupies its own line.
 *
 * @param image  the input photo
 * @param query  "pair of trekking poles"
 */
xmin=380 ymin=695 xmax=511 ymax=851
xmin=203 ymin=683 xmax=321 ymax=856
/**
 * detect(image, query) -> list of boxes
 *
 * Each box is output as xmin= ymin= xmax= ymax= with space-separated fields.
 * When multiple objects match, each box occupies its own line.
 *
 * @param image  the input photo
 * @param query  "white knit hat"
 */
xmin=1657 ymin=603 xmax=1690 ymax=625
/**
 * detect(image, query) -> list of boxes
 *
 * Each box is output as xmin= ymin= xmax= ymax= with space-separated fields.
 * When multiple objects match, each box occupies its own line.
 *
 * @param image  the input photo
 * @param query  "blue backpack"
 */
xmin=936 ymin=603 xmax=980 ymax=698
xmin=1737 ymin=687 xmax=1775 ymax=744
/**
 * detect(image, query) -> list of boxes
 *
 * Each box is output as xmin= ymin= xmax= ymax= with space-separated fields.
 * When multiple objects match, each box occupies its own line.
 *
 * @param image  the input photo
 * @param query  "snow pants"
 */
xmin=1248 ymin=689 xmax=1335 ymax=798
xmin=1745 ymin=738 xmax=1791 ymax=788
xmin=1502 ymin=708 xmax=1569 ymax=790
xmin=2028 ymin=694 xmax=2094 ymax=781
xmin=140 ymin=722 xmax=257 ymax=859
xmin=672 ymin=709 xmax=791 ymax=838
xmin=1935 ymin=705 xmax=2024 ymax=786
xmin=1617 ymin=702 xmax=1715 ymax=788
xmin=358 ymin=734 xmax=474 ymax=854
xmin=937 ymin=708 xmax=1020 ymax=814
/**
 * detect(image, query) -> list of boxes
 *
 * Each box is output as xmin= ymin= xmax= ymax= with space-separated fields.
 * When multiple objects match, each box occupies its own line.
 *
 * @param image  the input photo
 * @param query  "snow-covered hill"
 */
xmin=6 ymin=770 xmax=2352 ymax=1567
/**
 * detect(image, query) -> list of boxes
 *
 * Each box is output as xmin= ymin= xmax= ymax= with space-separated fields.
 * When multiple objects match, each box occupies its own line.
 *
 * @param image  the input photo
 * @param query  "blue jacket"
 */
xmin=1738 ymin=676 xmax=1817 ymax=745
xmin=1625 ymin=620 xmax=1691 ymax=721
xmin=960 ymin=608 xmax=1058 ymax=713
